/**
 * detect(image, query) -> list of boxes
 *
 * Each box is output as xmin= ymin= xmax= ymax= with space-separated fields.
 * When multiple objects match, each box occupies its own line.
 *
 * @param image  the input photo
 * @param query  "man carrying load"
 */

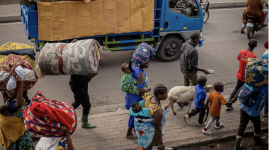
xmin=69 ymin=73 xmax=97 ymax=128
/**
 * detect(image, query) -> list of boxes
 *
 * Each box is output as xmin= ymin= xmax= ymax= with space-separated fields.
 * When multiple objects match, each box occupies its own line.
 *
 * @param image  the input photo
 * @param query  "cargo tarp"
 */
xmin=38 ymin=0 xmax=154 ymax=41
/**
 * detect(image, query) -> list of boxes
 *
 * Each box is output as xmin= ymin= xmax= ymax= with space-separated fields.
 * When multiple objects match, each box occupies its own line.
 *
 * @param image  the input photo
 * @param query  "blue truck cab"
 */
xmin=21 ymin=0 xmax=204 ymax=62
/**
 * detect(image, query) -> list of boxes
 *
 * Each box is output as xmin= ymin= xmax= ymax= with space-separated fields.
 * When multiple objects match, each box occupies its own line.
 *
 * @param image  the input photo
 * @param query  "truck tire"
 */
xmin=157 ymin=36 xmax=182 ymax=62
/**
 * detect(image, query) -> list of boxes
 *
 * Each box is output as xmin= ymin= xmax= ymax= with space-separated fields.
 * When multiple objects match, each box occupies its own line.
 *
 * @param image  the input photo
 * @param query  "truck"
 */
xmin=21 ymin=0 xmax=204 ymax=62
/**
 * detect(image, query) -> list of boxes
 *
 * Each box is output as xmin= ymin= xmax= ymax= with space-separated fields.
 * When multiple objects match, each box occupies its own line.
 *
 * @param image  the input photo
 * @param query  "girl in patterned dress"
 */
xmin=130 ymin=84 xmax=169 ymax=150
xmin=0 ymin=75 xmax=34 ymax=150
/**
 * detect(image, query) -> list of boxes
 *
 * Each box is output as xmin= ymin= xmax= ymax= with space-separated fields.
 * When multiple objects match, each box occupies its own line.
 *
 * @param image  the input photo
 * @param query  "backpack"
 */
xmin=245 ymin=58 xmax=268 ymax=87
xmin=237 ymin=84 xmax=262 ymax=108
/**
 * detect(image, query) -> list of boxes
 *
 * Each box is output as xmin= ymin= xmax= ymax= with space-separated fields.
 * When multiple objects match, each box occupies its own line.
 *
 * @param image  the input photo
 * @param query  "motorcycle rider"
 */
xmin=241 ymin=0 xmax=268 ymax=34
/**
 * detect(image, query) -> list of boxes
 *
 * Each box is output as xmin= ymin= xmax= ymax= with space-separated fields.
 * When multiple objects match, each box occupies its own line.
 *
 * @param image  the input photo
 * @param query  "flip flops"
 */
xmin=126 ymin=134 xmax=137 ymax=139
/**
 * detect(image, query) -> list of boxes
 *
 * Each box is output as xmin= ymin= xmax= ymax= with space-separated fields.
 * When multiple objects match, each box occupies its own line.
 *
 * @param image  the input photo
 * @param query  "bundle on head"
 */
xmin=129 ymin=43 xmax=155 ymax=71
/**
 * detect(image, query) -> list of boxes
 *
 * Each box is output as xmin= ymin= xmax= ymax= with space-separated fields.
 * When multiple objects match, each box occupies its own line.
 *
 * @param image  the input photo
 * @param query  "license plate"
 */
xmin=247 ymin=22 xmax=254 ymax=27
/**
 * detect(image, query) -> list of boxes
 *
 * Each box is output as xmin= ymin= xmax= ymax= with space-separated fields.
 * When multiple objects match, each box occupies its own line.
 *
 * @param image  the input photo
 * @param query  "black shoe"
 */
xmin=225 ymin=105 xmax=234 ymax=110
xmin=177 ymin=102 xmax=183 ymax=108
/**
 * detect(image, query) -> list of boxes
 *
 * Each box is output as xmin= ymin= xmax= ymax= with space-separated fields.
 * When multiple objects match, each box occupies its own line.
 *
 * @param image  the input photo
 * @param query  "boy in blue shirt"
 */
xmin=184 ymin=76 xmax=207 ymax=126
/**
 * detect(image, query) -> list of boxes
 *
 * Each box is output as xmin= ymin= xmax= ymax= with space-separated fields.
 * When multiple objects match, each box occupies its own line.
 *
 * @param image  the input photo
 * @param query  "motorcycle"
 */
xmin=202 ymin=0 xmax=210 ymax=23
xmin=246 ymin=15 xmax=267 ymax=39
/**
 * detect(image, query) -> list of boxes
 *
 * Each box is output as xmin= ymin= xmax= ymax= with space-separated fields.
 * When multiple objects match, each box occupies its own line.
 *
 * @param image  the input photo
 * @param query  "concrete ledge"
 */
xmin=170 ymin=127 xmax=268 ymax=150
xmin=0 ymin=15 xmax=21 ymax=23
xmin=202 ymin=1 xmax=246 ymax=9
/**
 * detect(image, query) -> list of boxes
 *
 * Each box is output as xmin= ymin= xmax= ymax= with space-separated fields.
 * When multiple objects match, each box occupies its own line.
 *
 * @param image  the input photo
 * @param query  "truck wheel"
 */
xmin=157 ymin=36 xmax=182 ymax=62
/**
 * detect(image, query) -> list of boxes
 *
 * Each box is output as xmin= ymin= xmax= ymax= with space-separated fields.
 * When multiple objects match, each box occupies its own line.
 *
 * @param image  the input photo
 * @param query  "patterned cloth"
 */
xmin=38 ymin=39 xmax=99 ymax=75
xmin=121 ymin=73 xmax=138 ymax=95
xmin=0 ymin=42 xmax=35 ymax=69
xmin=5 ymin=99 xmax=34 ymax=150
xmin=132 ymin=43 xmax=155 ymax=67
xmin=130 ymin=97 xmax=168 ymax=149
xmin=121 ymin=73 xmax=149 ymax=95
xmin=245 ymin=58 xmax=268 ymax=87
xmin=23 ymin=91 xmax=77 ymax=137
xmin=0 ymin=54 xmax=38 ymax=98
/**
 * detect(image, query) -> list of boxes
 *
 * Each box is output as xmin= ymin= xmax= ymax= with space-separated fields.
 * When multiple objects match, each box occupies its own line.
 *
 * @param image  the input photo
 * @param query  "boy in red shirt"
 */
xmin=226 ymin=39 xmax=257 ymax=110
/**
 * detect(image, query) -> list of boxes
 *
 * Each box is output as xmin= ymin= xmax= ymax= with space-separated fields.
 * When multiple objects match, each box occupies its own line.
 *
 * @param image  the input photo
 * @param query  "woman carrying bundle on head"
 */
xmin=0 ymin=75 xmax=34 ymax=150
xmin=124 ymin=43 xmax=155 ymax=139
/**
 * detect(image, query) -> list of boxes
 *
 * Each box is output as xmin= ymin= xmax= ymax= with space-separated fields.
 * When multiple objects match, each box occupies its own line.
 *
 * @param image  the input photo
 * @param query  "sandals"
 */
xmin=126 ymin=134 xmax=137 ymax=139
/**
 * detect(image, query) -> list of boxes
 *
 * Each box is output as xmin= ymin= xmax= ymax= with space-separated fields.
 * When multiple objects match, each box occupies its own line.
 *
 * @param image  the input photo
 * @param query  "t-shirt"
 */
xmin=236 ymin=49 xmax=256 ymax=82
xmin=207 ymin=92 xmax=228 ymax=117
xmin=194 ymin=84 xmax=206 ymax=108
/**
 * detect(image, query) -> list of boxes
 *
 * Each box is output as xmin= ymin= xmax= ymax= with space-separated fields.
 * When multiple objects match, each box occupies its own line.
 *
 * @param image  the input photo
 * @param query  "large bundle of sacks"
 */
xmin=245 ymin=58 xmax=268 ymax=87
xmin=0 ymin=42 xmax=37 ymax=97
xmin=23 ymin=91 xmax=77 ymax=137
xmin=237 ymin=58 xmax=268 ymax=107
xmin=37 ymin=39 xmax=100 ymax=76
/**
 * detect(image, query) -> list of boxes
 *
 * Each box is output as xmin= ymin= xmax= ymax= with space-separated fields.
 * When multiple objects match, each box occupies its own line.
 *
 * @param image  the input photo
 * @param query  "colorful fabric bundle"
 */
xmin=121 ymin=73 xmax=139 ymax=95
xmin=0 ymin=54 xmax=38 ymax=98
xmin=38 ymin=39 xmax=99 ymax=76
xmin=245 ymin=58 xmax=268 ymax=87
xmin=129 ymin=98 xmax=168 ymax=148
xmin=131 ymin=43 xmax=156 ymax=67
xmin=0 ymin=42 xmax=35 ymax=69
xmin=23 ymin=91 xmax=77 ymax=137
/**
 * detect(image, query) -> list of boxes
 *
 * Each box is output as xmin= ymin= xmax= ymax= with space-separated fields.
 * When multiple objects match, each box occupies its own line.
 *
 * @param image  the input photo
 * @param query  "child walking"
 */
xmin=202 ymin=82 xmax=229 ymax=134
xmin=184 ymin=76 xmax=207 ymax=126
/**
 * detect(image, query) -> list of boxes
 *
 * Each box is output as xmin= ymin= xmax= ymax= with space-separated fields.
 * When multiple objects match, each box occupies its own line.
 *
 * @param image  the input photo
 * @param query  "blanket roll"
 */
xmin=23 ymin=91 xmax=77 ymax=137
xmin=38 ymin=39 xmax=99 ymax=75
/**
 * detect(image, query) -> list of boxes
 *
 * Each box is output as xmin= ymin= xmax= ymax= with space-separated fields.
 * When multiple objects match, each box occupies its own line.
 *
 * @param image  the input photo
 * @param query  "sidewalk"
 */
xmin=0 ymin=4 xmax=21 ymax=23
xmin=70 ymin=95 xmax=268 ymax=150
xmin=0 ymin=0 xmax=247 ymax=23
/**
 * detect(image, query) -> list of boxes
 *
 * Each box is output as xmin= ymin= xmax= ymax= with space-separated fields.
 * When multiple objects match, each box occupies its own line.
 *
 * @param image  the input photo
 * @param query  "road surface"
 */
xmin=0 ymin=7 xmax=268 ymax=116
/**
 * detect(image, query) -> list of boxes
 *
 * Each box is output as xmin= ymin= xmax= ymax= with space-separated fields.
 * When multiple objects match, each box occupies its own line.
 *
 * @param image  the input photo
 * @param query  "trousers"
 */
xmin=69 ymin=76 xmax=91 ymax=116
xmin=237 ymin=109 xmax=261 ymax=137
xmin=188 ymin=107 xmax=205 ymax=124
xmin=228 ymin=79 xmax=245 ymax=104
xmin=205 ymin=116 xmax=220 ymax=129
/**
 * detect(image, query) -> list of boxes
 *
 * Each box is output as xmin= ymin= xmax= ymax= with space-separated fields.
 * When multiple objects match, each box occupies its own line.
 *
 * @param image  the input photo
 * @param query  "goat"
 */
xmin=164 ymin=85 xmax=215 ymax=115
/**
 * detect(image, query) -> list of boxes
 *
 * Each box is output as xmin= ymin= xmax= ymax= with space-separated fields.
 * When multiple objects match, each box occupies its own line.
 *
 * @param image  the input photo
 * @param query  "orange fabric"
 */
xmin=207 ymin=92 xmax=227 ymax=117
xmin=243 ymin=0 xmax=265 ymax=23
xmin=236 ymin=49 xmax=256 ymax=82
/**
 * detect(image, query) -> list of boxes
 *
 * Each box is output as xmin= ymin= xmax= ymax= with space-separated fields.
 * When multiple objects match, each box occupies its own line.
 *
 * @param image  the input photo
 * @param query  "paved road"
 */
xmin=0 ymin=8 xmax=268 ymax=116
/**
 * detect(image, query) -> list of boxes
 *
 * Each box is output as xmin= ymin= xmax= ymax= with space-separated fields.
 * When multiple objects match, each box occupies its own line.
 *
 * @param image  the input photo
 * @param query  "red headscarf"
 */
xmin=264 ymin=42 xmax=268 ymax=49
